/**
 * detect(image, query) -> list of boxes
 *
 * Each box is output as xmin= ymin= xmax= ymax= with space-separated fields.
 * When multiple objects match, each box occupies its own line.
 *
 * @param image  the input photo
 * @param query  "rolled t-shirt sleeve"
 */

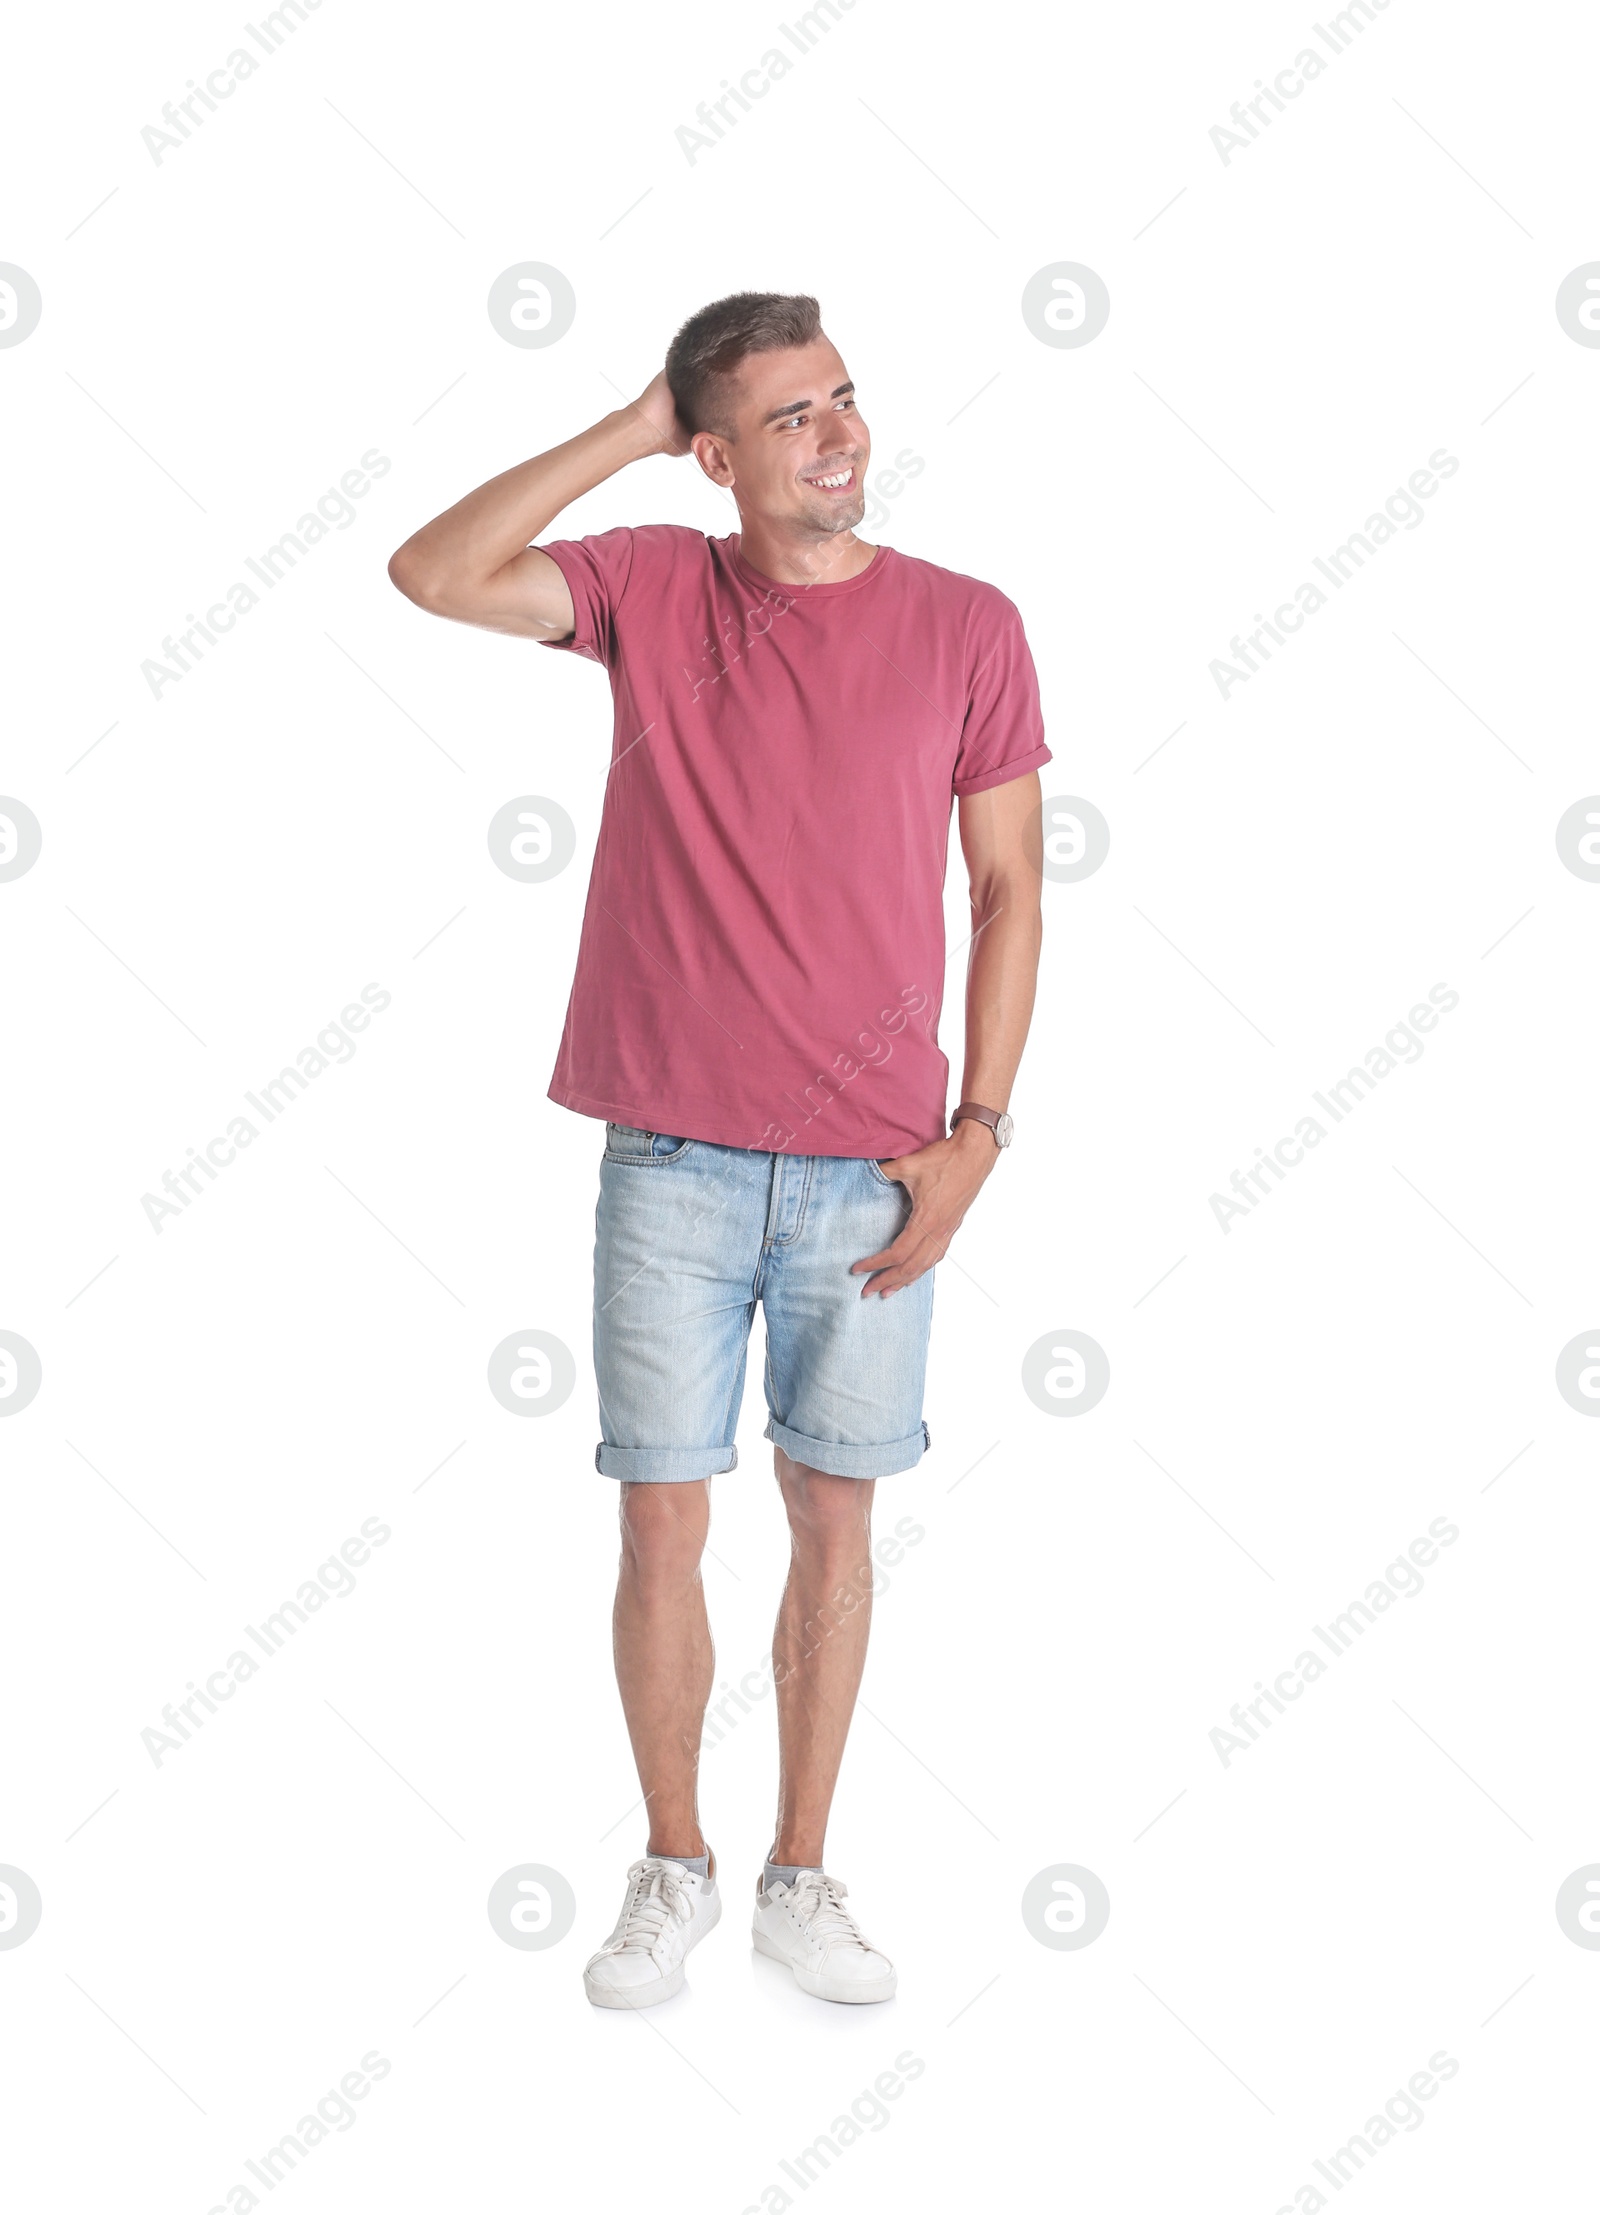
xmin=534 ymin=526 xmax=637 ymax=666
xmin=951 ymin=593 xmax=1052 ymax=797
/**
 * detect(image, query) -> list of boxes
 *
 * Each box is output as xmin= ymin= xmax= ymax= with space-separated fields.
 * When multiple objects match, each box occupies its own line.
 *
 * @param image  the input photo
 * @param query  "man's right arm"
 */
xmin=386 ymin=373 xmax=688 ymax=641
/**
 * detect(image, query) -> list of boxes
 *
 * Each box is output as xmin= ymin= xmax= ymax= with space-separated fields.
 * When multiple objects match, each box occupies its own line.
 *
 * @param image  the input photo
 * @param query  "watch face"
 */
xmin=995 ymin=1113 xmax=1014 ymax=1148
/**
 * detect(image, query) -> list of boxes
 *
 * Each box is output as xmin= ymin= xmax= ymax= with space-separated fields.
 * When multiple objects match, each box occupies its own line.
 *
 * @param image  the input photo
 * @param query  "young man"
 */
xmin=388 ymin=292 xmax=1048 ymax=2009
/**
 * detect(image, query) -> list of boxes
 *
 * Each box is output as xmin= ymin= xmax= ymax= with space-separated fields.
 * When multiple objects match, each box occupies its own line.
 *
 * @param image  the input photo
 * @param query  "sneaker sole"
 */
xmin=584 ymin=1959 xmax=687 ymax=2009
xmin=752 ymin=1925 xmax=897 ymax=2003
xmin=584 ymin=1890 xmax=721 ymax=2010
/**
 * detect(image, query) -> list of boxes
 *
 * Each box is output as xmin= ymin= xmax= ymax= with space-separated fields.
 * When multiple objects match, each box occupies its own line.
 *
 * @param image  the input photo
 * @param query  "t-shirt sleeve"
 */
xmin=951 ymin=593 xmax=1053 ymax=798
xmin=533 ymin=526 xmax=637 ymax=666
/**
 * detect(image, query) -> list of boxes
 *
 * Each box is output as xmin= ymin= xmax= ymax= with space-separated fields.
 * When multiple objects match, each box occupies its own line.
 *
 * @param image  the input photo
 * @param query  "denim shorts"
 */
xmin=592 ymin=1124 xmax=935 ymax=1483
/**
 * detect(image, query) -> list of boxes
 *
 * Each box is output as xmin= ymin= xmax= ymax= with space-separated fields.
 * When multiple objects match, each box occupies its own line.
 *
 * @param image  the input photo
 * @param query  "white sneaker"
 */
xmin=583 ymin=1856 xmax=721 ymax=2010
xmin=752 ymin=1869 xmax=897 ymax=2003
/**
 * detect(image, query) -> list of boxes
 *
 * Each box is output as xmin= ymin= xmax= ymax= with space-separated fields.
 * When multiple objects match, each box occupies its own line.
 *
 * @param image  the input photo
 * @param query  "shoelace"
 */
xmin=605 ymin=1858 xmax=696 ymax=1955
xmin=784 ymin=1871 xmax=878 ymax=1957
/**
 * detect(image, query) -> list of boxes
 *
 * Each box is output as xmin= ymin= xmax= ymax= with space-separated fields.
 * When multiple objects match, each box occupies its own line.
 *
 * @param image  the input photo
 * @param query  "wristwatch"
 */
xmin=951 ymin=1101 xmax=1014 ymax=1148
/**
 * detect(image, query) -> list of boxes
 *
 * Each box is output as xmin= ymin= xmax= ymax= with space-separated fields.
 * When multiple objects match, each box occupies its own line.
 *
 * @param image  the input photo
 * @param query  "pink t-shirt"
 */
xmin=537 ymin=525 xmax=1050 ymax=1157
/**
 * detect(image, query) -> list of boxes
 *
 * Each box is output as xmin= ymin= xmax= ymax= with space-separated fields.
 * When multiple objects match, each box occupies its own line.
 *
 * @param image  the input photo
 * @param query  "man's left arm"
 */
xmin=851 ymin=770 xmax=1044 ymax=1296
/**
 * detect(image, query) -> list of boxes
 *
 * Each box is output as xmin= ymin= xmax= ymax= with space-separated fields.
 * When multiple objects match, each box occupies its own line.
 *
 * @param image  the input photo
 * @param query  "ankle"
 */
xmin=649 ymin=1836 xmax=713 ymax=1877
xmin=769 ymin=1845 xmax=822 ymax=1871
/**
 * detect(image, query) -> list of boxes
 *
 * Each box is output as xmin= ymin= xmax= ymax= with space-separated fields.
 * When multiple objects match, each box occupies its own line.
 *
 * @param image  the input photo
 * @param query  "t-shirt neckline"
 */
xmin=728 ymin=534 xmax=892 ymax=598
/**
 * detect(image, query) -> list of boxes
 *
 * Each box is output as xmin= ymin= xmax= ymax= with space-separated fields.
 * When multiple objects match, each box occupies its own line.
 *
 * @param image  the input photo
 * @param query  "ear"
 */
xmin=692 ymin=430 xmax=735 ymax=485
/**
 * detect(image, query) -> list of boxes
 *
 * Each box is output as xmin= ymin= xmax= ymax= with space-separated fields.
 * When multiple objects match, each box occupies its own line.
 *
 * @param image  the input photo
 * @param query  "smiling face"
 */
xmin=691 ymin=335 xmax=871 ymax=545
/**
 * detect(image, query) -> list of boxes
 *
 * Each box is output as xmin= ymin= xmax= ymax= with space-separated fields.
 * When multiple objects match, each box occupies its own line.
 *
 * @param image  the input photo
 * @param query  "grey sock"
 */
xmin=658 ymin=1849 xmax=710 ymax=1880
xmin=763 ymin=1859 xmax=813 ymax=1894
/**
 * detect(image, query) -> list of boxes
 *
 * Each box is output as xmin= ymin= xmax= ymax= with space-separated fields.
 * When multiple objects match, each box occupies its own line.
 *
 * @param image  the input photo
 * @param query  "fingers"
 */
xmin=853 ymin=1229 xmax=909 ymax=1292
xmin=853 ymin=1230 xmax=946 ymax=1297
xmin=851 ymin=1227 xmax=921 ymax=1279
xmin=862 ymin=1256 xmax=934 ymax=1297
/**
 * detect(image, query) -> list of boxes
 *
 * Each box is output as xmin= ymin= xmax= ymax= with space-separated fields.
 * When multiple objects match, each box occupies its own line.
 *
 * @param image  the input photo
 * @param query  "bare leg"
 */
xmin=769 ymin=1449 xmax=877 ymax=1869
xmin=613 ymin=1480 xmax=715 ymax=1868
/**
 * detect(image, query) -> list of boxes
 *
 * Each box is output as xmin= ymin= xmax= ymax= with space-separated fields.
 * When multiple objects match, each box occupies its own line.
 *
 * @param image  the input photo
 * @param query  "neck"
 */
xmin=735 ymin=520 xmax=878 ymax=589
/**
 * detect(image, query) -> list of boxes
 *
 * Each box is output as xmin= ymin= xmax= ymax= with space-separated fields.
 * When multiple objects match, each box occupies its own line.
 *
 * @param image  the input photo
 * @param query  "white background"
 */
xmin=3 ymin=0 xmax=1598 ymax=2207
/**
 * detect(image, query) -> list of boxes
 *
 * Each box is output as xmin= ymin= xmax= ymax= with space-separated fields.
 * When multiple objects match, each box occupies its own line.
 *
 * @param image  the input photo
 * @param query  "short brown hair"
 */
xmin=665 ymin=291 xmax=823 ymax=438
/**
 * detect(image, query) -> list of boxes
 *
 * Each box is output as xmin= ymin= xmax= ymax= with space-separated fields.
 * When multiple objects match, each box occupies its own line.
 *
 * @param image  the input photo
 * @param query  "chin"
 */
xmin=808 ymin=498 xmax=866 ymax=534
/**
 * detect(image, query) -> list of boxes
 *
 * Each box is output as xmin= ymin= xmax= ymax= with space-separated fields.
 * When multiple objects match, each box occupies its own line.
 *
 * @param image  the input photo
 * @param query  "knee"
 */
xmin=618 ymin=1482 xmax=707 ymax=1590
xmin=778 ymin=1458 xmax=874 ymax=1563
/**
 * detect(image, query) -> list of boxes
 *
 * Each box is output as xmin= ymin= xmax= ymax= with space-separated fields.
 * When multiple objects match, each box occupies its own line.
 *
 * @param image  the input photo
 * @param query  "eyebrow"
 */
xmin=759 ymin=381 xmax=854 ymax=427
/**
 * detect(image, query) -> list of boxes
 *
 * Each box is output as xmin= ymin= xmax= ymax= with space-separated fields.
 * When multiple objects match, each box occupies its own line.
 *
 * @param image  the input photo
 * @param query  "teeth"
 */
xmin=811 ymin=470 xmax=852 ymax=488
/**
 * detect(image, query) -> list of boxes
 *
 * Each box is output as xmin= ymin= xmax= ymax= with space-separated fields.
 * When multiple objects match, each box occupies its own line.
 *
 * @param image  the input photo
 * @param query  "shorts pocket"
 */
xmin=603 ymin=1123 xmax=695 ymax=1164
xmin=864 ymin=1156 xmax=902 ymax=1190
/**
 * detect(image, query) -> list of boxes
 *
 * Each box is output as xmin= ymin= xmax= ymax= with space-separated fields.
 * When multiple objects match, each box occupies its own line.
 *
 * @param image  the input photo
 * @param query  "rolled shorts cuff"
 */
xmin=764 ymin=1419 xmax=930 ymax=1479
xmin=596 ymin=1442 xmax=739 ymax=1483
